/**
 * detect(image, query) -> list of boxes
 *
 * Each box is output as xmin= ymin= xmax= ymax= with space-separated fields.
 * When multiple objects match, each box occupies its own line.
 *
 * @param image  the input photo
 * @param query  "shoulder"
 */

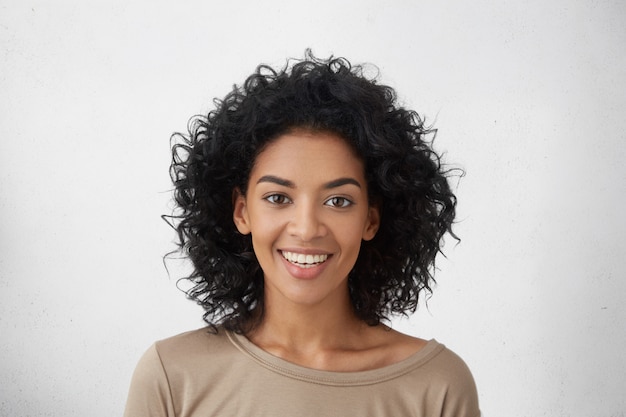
xmin=131 ymin=327 xmax=240 ymax=384
xmin=153 ymin=327 xmax=232 ymax=359
xmin=153 ymin=327 xmax=245 ymax=375
xmin=414 ymin=341 xmax=480 ymax=415
xmin=427 ymin=342 xmax=476 ymax=381
xmin=130 ymin=327 xmax=231 ymax=373
xmin=124 ymin=328 xmax=235 ymax=417
xmin=377 ymin=328 xmax=472 ymax=383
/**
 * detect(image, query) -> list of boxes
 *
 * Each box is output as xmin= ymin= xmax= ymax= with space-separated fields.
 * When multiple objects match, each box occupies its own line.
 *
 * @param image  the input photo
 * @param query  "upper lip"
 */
xmin=279 ymin=248 xmax=332 ymax=255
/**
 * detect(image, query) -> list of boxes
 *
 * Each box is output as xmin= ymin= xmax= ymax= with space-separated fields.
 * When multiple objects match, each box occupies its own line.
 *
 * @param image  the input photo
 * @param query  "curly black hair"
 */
xmin=168 ymin=51 xmax=459 ymax=333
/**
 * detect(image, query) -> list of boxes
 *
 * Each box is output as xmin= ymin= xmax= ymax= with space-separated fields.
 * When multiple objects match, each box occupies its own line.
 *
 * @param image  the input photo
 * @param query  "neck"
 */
xmin=248 ymin=287 xmax=367 ymax=353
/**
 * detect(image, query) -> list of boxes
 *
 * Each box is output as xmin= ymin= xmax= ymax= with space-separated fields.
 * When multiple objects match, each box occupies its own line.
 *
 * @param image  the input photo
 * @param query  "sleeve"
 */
xmin=123 ymin=344 xmax=176 ymax=417
xmin=440 ymin=350 xmax=481 ymax=417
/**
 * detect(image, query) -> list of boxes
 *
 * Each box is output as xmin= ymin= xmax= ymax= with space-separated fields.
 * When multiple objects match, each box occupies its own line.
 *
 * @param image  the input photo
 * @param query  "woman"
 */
xmin=124 ymin=51 xmax=480 ymax=417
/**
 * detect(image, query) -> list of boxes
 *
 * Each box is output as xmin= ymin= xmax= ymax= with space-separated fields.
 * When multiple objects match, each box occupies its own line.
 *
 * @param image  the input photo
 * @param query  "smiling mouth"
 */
xmin=280 ymin=251 xmax=329 ymax=268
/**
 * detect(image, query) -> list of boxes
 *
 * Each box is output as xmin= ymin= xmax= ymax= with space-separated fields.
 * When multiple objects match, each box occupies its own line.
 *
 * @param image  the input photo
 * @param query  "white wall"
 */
xmin=1 ymin=1 xmax=624 ymax=416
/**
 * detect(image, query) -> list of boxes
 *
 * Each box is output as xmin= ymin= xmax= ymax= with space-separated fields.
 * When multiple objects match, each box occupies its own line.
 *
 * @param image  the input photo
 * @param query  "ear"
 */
xmin=232 ymin=188 xmax=251 ymax=235
xmin=362 ymin=203 xmax=380 ymax=241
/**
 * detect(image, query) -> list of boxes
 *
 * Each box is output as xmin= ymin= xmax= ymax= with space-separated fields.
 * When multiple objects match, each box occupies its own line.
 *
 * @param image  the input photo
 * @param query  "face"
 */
xmin=233 ymin=130 xmax=380 ymax=309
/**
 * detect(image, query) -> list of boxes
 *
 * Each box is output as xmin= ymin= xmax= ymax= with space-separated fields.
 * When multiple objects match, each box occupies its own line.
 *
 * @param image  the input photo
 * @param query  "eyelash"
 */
xmin=324 ymin=196 xmax=353 ymax=208
xmin=264 ymin=194 xmax=292 ymax=205
xmin=263 ymin=194 xmax=353 ymax=208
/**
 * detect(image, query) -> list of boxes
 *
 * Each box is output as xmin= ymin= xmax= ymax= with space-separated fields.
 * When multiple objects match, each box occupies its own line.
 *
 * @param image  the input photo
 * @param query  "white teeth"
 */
xmin=282 ymin=251 xmax=328 ymax=267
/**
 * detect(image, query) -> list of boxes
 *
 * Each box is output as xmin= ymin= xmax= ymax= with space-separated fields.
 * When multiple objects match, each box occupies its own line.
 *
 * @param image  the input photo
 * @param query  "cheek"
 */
xmin=249 ymin=219 xmax=280 ymax=251
xmin=335 ymin=220 xmax=367 ymax=249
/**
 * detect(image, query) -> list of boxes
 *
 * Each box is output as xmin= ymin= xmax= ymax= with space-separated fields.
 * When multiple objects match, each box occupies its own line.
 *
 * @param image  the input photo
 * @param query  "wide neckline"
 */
xmin=226 ymin=330 xmax=445 ymax=387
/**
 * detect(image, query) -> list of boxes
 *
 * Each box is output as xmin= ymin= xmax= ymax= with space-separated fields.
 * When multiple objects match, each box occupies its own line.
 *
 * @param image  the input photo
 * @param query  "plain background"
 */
xmin=1 ymin=1 xmax=625 ymax=416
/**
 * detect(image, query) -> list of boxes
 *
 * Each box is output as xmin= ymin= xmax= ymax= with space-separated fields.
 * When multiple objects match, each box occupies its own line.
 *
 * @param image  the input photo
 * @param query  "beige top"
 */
xmin=124 ymin=328 xmax=480 ymax=417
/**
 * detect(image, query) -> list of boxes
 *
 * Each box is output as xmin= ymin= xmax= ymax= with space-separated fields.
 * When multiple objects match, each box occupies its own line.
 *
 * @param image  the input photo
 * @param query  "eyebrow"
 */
xmin=257 ymin=175 xmax=361 ymax=189
xmin=323 ymin=177 xmax=362 ymax=189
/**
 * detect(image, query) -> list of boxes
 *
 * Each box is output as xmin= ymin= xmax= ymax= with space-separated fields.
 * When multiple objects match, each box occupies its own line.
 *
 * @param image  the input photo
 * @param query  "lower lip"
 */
xmin=279 ymin=252 xmax=330 ymax=280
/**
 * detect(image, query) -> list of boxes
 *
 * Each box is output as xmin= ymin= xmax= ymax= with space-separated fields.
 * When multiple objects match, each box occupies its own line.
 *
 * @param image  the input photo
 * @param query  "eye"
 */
xmin=264 ymin=194 xmax=292 ymax=205
xmin=324 ymin=196 xmax=353 ymax=208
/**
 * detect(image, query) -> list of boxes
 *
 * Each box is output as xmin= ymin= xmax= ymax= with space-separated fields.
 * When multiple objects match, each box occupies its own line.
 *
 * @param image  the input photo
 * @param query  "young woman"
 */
xmin=124 ymin=52 xmax=480 ymax=417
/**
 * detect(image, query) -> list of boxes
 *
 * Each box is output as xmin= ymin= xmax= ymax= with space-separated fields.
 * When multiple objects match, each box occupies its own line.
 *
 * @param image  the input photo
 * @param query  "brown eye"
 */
xmin=324 ymin=197 xmax=352 ymax=208
xmin=265 ymin=194 xmax=292 ymax=204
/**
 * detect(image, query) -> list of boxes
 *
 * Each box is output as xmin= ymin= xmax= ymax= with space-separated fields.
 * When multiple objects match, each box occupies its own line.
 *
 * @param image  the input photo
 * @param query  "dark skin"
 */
xmin=233 ymin=129 xmax=426 ymax=372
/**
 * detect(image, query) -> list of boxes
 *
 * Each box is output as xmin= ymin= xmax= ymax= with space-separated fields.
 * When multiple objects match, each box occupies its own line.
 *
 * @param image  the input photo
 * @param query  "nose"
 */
xmin=287 ymin=201 xmax=327 ymax=241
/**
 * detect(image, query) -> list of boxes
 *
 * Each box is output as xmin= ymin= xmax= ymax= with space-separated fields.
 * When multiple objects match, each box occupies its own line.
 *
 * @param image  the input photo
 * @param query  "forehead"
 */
xmin=250 ymin=130 xmax=365 ymax=181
